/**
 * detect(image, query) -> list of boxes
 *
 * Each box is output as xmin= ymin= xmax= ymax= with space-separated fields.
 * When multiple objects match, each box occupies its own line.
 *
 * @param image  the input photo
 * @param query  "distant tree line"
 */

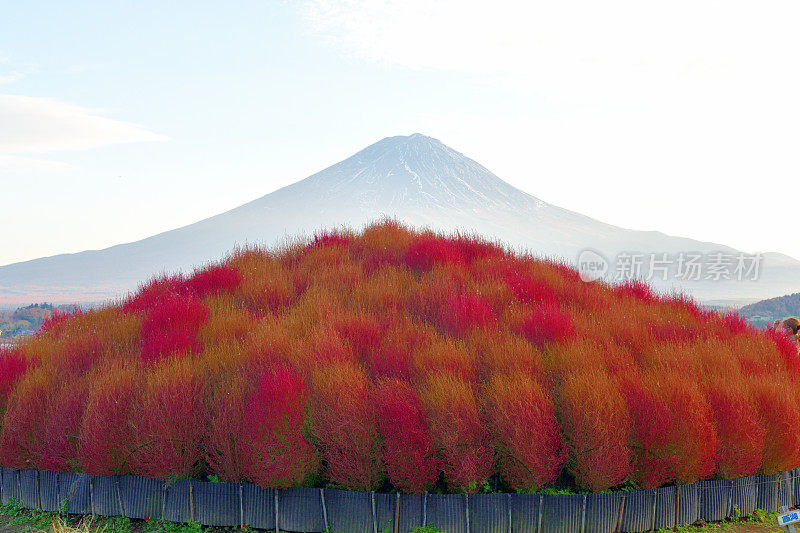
xmin=0 ymin=303 xmax=73 ymax=340
xmin=739 ymin=292 xmax=800 ymax=328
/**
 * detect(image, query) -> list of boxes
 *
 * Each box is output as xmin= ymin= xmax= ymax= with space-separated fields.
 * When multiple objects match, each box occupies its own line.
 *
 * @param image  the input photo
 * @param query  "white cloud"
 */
xmin=0 ymin=94 xmax=168 ymax=155
xmin=0 ymin=72 xmax=24 ymax=85
xmin=302 ymin=1 xmax=799 ymax=102
xmin=0 ymin=154 xmax=76 ymax=172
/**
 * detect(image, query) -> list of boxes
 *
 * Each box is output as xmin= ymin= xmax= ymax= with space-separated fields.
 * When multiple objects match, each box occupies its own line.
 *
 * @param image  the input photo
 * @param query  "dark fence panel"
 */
xmin=756 ymin=474 xmax=780 ymax=513
xmin=397 ymin=494 xmax=425 ymax=533
xmin=792 ymin=468 xmax=800 ymax=508
xmin=676 ymin=483 xmax=699 ymax=526
xmin=425 ymin=493 xmax=467 ymax=533
xmin=510 ymin=493 xmax=541 ymax=533
xmin=780 ymin=471 xmax=794 ymax=510
xmin=163 ymin=480 xmax=191 ymax=523
xmin=730 ymin=476 xmax=756 ymax=518
xmin=699 ymin=479 xmax=729 ymax=522
xmin=1 ymin=468 xmax=20 ymax=505
xmin=39 ymin=471 xmax=60 ymax=512
xmin=540 ymin=493 xmax=583 ymax=533
xmin=325 ymin=488 xmax=373 ymax=533
xmin=2 ymin=467 xmax=799 ymax=532
xmin=585 ymin=492 xmax=621 ymax=533
xmin=278 ymin=487 xmax=325 ymax=532
xmin=90 ymin=475 xmax=120 ymax=516
xmin=469 ymin=493 xmax=509 ymax=533
xmin=241 ymin=483 xmax=275 ymax=531
xmin=374 ymin=492 xmax=397 ymax=533
xmin=193 ymin=481 xmax=240 ymax=527
xmin=18 ymin=470 xmax=39 ymax=510
xmin=119 ymin=475 xmax=162 ymax=520
xmin=58 ymin=472 xmax=90 ymax=515
xmin=619 ymin=490 xmax=654 ymax=532
xmin=652 ymin=486 xmax=676 ymax=530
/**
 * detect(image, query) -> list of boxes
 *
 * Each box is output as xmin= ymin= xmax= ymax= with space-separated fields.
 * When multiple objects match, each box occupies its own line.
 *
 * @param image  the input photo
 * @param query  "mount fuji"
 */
xmin=2 ymin=133 xmax=798 ymax=306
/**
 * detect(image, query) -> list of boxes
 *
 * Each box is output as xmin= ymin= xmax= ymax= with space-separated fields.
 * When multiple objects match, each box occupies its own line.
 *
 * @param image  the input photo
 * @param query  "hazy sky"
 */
xmin=2 ymin=1 xmax=799 ymax=266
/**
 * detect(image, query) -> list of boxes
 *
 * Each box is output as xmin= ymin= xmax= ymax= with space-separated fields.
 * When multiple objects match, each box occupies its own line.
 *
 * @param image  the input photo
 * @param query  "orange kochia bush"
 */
xmin=0 ymin=220 xmax=799 ymax=493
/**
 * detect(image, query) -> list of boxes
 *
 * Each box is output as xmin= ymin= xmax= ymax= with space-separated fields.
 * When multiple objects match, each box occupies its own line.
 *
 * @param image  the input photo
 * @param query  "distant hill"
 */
xmin=739 ymin=292 xmax=800 ymax=328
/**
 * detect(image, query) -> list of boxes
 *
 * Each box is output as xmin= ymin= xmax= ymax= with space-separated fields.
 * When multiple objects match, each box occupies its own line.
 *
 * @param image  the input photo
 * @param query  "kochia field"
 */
xmin=0 ymin=221 xmax=798 ymax=494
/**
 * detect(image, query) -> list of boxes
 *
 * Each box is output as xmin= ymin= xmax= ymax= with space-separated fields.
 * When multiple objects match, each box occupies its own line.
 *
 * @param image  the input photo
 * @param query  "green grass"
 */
xmin=0 ymin=500 xmax=206 ymax=533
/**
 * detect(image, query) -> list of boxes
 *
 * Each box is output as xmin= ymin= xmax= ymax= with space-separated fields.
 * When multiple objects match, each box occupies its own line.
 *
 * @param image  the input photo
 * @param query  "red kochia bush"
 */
xmin=187 ymin=264 xmax=242 ymax=297
xmin=308 ymin=230 xmax=351 ymax=249
xmin=768 ymin=329 xmax=800 ymax=374
xmin=38 ymin=380 xmax=90 ymax=471
xmin=0 ymin=369 xmax=52 ymax=469
xmin=122 ymin=274 xmax=188 ymax=314
xmin=751 ymin=379 xmax=800 ymax=474
xmin=706 ymin=384 xmax=764 ymax=479
xmin=405 ymin=235 xmax=465 ymax=273
xmin=484 ymin=373 xmax=565 ymax=491
xmin=502 ymin=268 xmax=558 ymax=305
xmin=309 ymin=361 xmax=384 ymax=491
xmin=442 ymin=293 xmax=496 ymax=335
xmin=558 ymin=368 xmax=632 ymax=492
xmin=206 ymin=376 xmax=250 ymax=482
xmin=658 ymin=373 xmax=719 ymax=483
xmin=39 ymin=307 xmax=83 ymax=335
xmin=518 ymin=304 xmax=576 ymax=349
xmin=242 ymin=365 xmax=317 ymax=489
xmin=0 ymin=347 xmax=28 ymax=417
xmin=622 ymin=377 xmax=677 ymax=489
xmin=78 ymin=365 xmax=140 ymax=475
xmin=420 ymin=374 xmax=493 ymax=492
xmin=140 ymin=292 xmax=210 ymax=362
xmin=373 ymin=379 xmax=439 ymax=493
xmin=336 ymin=312 xmax=383 ymax=359
xmin=134 ymin=361 xmax=207 ymax=479
xmin=5 ymin=221 xmax=800 ymax=494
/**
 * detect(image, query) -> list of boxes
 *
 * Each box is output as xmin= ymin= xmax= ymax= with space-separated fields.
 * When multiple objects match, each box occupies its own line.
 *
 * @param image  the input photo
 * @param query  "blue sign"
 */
xmin=779 ymin=510 xmax=800 ymax=525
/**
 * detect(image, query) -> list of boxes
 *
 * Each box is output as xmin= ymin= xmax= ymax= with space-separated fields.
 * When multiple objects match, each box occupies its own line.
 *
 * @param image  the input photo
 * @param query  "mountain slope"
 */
xmin=1 ymin=133 xmax=798 ymax=305
xmin=739 ymin=293 xmax=800 ymax=329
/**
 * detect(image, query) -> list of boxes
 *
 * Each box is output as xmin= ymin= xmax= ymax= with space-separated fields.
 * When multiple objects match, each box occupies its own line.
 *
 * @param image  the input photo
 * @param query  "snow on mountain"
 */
xmin=1 ymin=133 xmax=798 ymax=306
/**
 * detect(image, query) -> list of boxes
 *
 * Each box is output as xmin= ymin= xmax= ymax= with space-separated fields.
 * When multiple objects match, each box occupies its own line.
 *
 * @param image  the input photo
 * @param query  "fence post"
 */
xmin=320 ymin=489 xmax=329 ymax=532
xmin=115 ymin=477 xmax=125 ymax=518
xmin=371 ymin=491 xmax=377 ymax=533
xmin=89 ymin=476 xmax=95 ymax=516
xmin=507 ymin=493 xmax=512 ymax=532
xmin=674 ymin=485 xmax=681 ymax=528
xmin=754 ymin=478 xmax=759 ymax=508
xmin=537 ymin=495 xmax=543 ymax=533
xmin=238 ymin=483 xmax=244 ymax=529
xmin=394 ymin=493 xmax=400 ymax=533
xmin=465 ymin=494 xmax=470 ymax=533
xmin=728 ymin=479 xmax=735 ymax=517
xmin=650 ymin=490 xmax=657 ymax=531
xmin=422 ymin=492 xmax=427 ymax=527
xmin=614 ymin=494 xmax=625 ymax=533
xmin=274 ymin=489 xmax=280 ymax=533
xmin=189 ymin=481 xmax=194 ymax=522
xmin=580 ymin=493 xmax=587 ymax=533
